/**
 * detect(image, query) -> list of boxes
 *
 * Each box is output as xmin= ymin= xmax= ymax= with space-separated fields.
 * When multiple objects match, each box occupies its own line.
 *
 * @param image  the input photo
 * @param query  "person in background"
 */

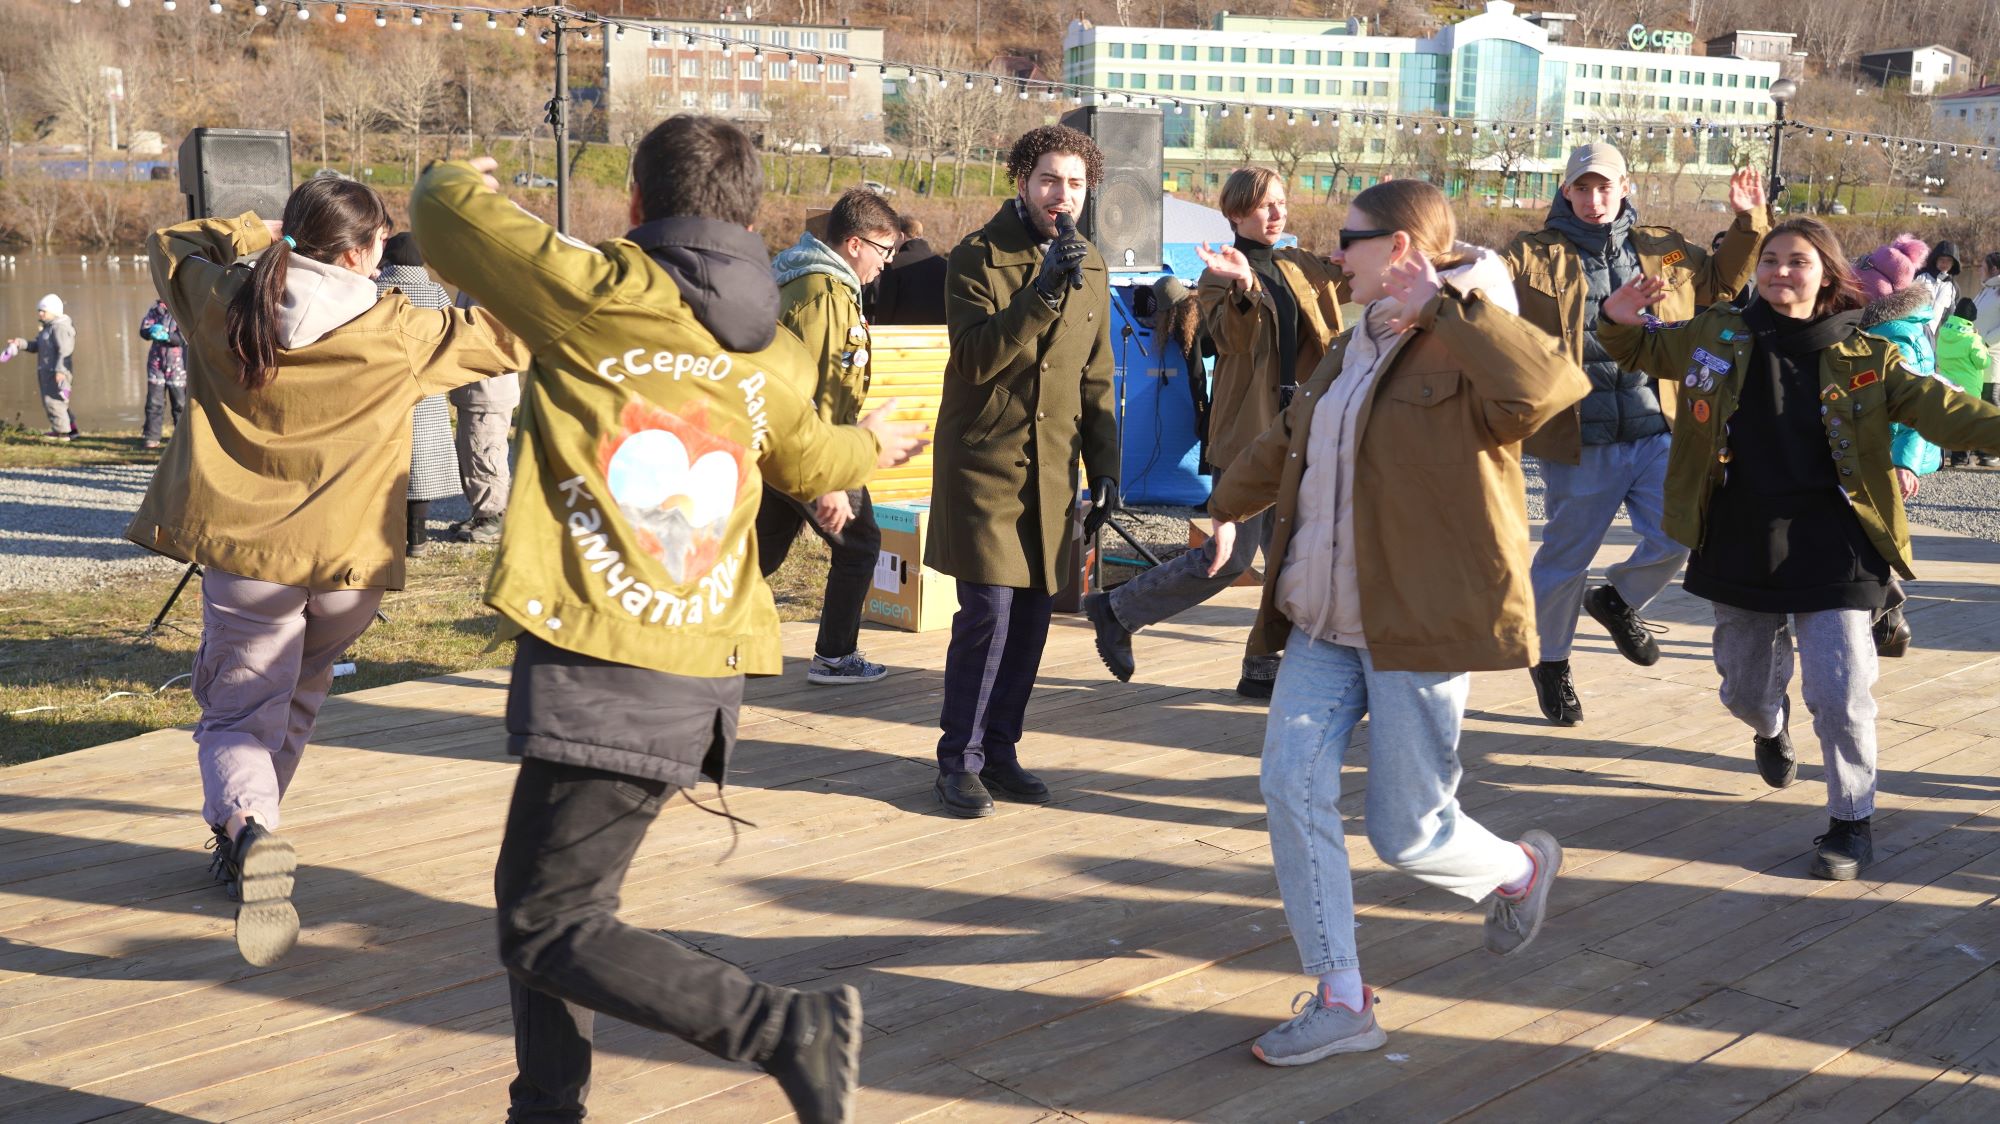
xmin=1855 ymin=235 xmax=1938 ymax=658
xmin=759 ymin=187 xmax=900 ymax=685
xmin=373 ymin=233 xmax=462 ymax=557
xmin=1085 ymin=165 xmax=1346 ymax=700
xmin=862 ymin=214 xmax=949 ymax=325
xmin=1600 ymin=217 xmax=2000 ymax=882
xmin=446 ymin=291 xmax=518 ymax=544
xmin=11 ymin=293 xmax=80 ymax=440
xmin=131 ymin=176 xmax=529 ymax=968
xmin=1502 ymin=144 xmax=1766 ymax=727
xmin=1916 ymin=240 xmax=1962 ymax=337
xmin=1937 ymin=297 xmax=1992 ymax=467
xmin=1971 ymin=251 xmax=2000 ymax=464
xmin=139 ymin=297 xmax=188 ymax=449
xmin=1206 ymin=178 xmax=1586 ymax=1067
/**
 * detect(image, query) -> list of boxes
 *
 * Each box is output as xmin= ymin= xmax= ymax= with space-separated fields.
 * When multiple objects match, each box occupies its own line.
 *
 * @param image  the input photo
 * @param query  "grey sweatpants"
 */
xmin=194 ymin=570 xmax=383 ymax=831
xmin=453 ymin=404 xmax=513 ymax=520
xmin=39 ymin=368 xmax=72 ymax=433
xmin=1710 ymin=601 xmax=1879 ymax=819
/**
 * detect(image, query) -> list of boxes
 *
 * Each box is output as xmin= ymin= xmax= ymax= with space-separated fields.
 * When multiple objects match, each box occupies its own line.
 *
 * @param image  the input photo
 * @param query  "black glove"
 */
xmin=1083 ymin=477 xmax=1118 ymax=538
xmin=1035 ymin=236 xmax=1090 ymax=300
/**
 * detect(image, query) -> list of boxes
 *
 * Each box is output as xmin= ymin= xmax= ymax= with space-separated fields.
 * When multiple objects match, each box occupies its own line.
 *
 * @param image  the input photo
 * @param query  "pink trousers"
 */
xmin=194 ymin=570 xmax=382 ymax=832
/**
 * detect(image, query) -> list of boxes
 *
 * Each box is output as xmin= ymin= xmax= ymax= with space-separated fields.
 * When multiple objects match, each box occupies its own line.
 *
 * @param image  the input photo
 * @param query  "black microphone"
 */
xmin=1054 ymin=212 xmax=1085 ymax=290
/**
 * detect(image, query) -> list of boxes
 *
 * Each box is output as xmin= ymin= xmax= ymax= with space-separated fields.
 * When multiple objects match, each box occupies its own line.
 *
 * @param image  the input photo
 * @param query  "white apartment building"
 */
xmin=1064 ymin=1 xmax=1780 ymax=198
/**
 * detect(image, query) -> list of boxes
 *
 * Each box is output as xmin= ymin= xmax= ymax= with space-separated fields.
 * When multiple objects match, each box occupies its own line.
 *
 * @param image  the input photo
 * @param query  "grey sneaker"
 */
xmin=807 ymin=651 xmax=888 ymax=686
xmin=1250 ymin=985 xmax=1386 ymax=1066
xmin=1485 ymin=829 xmax=1563 ymax=956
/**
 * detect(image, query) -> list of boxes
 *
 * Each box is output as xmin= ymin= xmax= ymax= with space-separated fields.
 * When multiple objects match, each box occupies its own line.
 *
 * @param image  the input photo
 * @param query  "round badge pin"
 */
xmin=1693 ymin=400 xmax=1711 ymax=423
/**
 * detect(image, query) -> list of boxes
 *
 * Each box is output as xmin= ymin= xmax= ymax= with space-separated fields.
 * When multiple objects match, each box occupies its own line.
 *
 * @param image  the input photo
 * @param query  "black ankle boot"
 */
xmin=1530 ymin=660 xmax=1583 ymax=726
xmin=1810 ymin=816 xmax=1873 ymax=881
xmin=764 ymin=985 xmax=862 ymax=1124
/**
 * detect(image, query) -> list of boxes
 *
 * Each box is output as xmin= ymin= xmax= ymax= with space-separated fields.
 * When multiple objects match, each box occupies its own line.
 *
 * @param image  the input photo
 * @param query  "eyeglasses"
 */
xmin=1337 ymin=228 xmax=1393 ymax=251
xmin=859 ymin=235 xmax=897 ymax=264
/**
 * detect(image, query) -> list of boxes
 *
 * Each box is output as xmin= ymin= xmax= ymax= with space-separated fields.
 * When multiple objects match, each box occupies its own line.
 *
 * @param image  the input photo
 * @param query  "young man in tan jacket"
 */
xmin=1084 ymin=166 xmax=1344 ymax=699
xmin=1504 ymin=143 xmax=1765 ymax=725
xmin=411 ymin=117 xmax=926 ymax=1124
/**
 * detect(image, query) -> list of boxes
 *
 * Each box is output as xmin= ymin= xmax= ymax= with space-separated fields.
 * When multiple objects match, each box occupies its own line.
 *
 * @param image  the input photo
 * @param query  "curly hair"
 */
xmin=1006 ymin=125 xmax=1104 ymax=189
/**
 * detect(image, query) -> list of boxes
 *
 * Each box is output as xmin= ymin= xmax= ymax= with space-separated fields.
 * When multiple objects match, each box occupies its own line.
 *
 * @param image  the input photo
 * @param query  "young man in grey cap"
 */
xmin=1503 ymin=143 xmax=1767 ymax=725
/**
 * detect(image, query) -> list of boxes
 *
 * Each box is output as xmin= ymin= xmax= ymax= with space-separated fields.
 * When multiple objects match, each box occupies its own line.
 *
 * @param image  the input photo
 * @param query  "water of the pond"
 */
xmin=0 ymin=253 xmax=165 ymax=431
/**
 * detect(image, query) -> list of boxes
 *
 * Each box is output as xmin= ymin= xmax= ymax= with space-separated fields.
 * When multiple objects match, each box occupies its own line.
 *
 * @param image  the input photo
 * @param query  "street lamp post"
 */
xmin=1769 ymin=78 xmax=1798 ymax=213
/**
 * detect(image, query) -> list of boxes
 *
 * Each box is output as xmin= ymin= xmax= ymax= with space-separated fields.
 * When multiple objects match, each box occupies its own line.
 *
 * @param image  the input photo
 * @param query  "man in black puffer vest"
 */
xmin=1503 ymin=143 xmax=1765 ymax=726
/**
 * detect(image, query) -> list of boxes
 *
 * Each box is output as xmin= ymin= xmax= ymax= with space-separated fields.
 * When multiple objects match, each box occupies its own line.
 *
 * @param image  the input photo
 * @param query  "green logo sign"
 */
xmin=1628 ymin=23 xmax=1695 ymax=51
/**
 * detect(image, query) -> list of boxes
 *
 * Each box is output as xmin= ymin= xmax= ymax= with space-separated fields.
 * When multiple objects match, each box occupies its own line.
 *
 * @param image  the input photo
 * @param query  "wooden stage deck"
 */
xmin=5 ymin=523 xmax=2000 ymax=1123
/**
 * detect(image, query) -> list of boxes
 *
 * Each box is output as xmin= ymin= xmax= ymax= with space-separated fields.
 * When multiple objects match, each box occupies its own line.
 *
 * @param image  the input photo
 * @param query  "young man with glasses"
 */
xmin=1502 ymin=143 xmax=1765 ymax=726
xmin=760 ymin=187 xmax=903 ymax=684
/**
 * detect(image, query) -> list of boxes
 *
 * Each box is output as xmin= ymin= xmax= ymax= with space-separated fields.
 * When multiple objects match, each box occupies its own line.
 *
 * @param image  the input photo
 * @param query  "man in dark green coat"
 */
xmin=926 ymin=124 xmax=1121 ymax=817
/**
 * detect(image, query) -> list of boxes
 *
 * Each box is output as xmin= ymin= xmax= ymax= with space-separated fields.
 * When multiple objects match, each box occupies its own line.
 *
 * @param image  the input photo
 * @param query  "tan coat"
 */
xmin=1503 ymin=206 xmax=1766 ymax=462
xmin=1210 ymin=277 xmax=1590 ymax=672
xmin=129 ymin=214 xmax=532 ymax=591
xmin=926 ymin=202 xmax=1120 ymax=591
xmin=1197 ymin=248 xmax=1346 ymax=472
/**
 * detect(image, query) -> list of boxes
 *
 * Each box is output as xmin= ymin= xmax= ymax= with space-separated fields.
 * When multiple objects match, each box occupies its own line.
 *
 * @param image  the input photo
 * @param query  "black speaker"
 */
xmin=1059 ymin=106 xmax=1163 ymax=271
xmin=178 ymin=128 xmax=293 ymax=222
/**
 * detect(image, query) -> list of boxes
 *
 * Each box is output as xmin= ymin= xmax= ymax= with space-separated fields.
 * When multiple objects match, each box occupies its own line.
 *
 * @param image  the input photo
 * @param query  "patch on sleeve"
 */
xmin=1661 ymin=249 xmax=1687 ymax=268
xmin=1822 ymin=383 xmax=1847 ymax=402
xmin=1849 ymin=369 xmax=1880 ymax=390
xmin=1643 ymin=317 xmax=1689 ymax=333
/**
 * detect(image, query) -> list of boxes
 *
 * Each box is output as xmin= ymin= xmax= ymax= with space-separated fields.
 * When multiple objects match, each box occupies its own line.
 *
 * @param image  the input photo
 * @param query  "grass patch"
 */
xmin=0 ymin=533 xmax=834 ymax=767
xmin=0 ymin=424 xmax=160 ymax=468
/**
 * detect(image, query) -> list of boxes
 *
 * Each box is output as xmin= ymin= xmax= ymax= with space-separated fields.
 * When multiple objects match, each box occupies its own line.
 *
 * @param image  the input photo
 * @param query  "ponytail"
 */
xmin=225 ymin=238 xmax=291 ymax=389
xmin=224 ymin=176 xmax=392 ymax=390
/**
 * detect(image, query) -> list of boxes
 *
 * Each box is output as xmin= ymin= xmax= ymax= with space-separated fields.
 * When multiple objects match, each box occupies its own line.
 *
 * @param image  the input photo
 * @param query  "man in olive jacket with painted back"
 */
xmin=927 ymin=124 xmax=1120 ymax=818
xmin=411 ymin=118 xmax=925 ymax=1124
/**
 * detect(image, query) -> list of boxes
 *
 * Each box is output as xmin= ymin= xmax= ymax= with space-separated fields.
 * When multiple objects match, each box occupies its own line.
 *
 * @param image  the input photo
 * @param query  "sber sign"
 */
xmin=1627 ymin=23 xmax=1694 ymax=51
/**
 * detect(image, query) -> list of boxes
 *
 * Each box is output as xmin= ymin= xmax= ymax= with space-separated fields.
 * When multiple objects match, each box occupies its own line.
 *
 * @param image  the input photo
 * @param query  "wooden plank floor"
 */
xmin=5 ymin=521 xmax=2000 ymax=1123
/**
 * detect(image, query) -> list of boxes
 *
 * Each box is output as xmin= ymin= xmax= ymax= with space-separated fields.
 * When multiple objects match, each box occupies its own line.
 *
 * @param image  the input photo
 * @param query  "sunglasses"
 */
xmin=859 ymin=235 xmax=897 ymax=263
xmin=1337 ymin=228 xmax=1394 ymax=251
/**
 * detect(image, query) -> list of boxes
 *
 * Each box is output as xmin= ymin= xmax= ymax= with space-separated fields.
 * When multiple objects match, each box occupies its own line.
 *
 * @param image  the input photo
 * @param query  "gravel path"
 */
xmin=7 ymin=461 xmax=2000 ymax=593
xmin=0 ymin=466 xmax=469 ymax=592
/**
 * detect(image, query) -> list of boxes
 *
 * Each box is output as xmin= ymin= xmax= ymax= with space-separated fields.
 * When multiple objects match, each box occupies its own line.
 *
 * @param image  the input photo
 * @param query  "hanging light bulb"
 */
xmin=373 ymin=7 xmax=385 ymax=25
xmin=210 ymin=1 xmax=223 ymax=11
xmin=334 ymin=2 xmax=347 ymax=20
xmin=992 ymin=80 xmax=1004 ymax=95
xmin=962 ymin=76 xmax=973 ymax=91
xmin=614 ymin=25 xmax=625 ymax=40
xmin=409 ymin=8 xmax=422 ymax=27
xmin=486 ymin=13 xmax=497 ymax=30
xmin=515 ymin=17 xmax=526 ymax=35
xmin=1219 ymin=106 xmax=1231 ymax=118
xmin=252 ymin=1 xmax=268 ymax=14
xmin=1019 ymin=86 xmax=1029 ymax=100
xmin=294 ymin=1 xmax=309 ymax=18
xmin=117 ymin=0 xmax=131 ymax=8
xmin=449 ymin=12 xmax=462 ymax=30
xmin=1265 ymin=107 xmax=1275 ymax=120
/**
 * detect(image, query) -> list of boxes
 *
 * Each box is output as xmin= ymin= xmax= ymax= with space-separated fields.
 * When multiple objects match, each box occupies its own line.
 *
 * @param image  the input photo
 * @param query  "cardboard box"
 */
xmin=864 ymin=499 xmax=958 ymax=632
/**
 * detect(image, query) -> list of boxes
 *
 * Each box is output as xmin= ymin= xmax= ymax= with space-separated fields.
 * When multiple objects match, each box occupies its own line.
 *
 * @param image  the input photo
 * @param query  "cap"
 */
xmin=1562 ymin=143 xmax=1628 ymax=189
xmin=36 ymin=293 xmax=63 ymax=316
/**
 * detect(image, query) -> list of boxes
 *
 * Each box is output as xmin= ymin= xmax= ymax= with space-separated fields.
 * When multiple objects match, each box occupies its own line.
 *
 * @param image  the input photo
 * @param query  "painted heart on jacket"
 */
xmin=599 ymin=399 xmax=752 ymax=585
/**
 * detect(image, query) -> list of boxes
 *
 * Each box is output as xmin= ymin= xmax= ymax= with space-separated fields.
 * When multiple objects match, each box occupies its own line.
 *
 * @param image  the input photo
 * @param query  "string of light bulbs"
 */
xmin=55 ymin=0 xmax=2000 ymax=163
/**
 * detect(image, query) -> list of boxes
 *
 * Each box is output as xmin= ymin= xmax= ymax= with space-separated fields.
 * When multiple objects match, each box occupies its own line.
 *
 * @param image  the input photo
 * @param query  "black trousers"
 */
xmin=935 ymin=582 xmax=1054 ymax=774
xmin=494 ymin=757 xmax=793 ymax=1122
xmin=754 ymin=484 xmax=880 ymax=659
xmin=141 ymin=381 xmax=185 ymax=442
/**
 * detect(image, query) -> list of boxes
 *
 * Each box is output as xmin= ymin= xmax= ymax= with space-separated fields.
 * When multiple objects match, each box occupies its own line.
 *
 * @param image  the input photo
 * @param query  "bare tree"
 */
xmin=324 ymin=56 xmax=384 ymax=179
xmin=33 ymin=35 xmax=115 ymax=180
xmin=4 ymin=168 xmax=65 ymax=250
xmin=377 ymin=36 xmax=448 ymax=183
xmin=1253 ymin=112 xmax=1317 ymax=189
xmin=483 ymin=69 xmax=550 ymax=183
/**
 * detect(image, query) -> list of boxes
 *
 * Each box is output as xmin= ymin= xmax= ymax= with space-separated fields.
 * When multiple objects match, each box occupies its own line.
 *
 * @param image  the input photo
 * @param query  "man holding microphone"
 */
xmin=927 ymin=124 xmax=1120 ymax=817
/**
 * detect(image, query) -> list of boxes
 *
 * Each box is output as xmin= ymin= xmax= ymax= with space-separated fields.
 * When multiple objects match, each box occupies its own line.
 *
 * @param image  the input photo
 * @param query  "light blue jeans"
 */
xmin=1262 ymin=629 xmax=1525 ymax=974
xmin=1531 ymin=432 xmax=1688 ymax=662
